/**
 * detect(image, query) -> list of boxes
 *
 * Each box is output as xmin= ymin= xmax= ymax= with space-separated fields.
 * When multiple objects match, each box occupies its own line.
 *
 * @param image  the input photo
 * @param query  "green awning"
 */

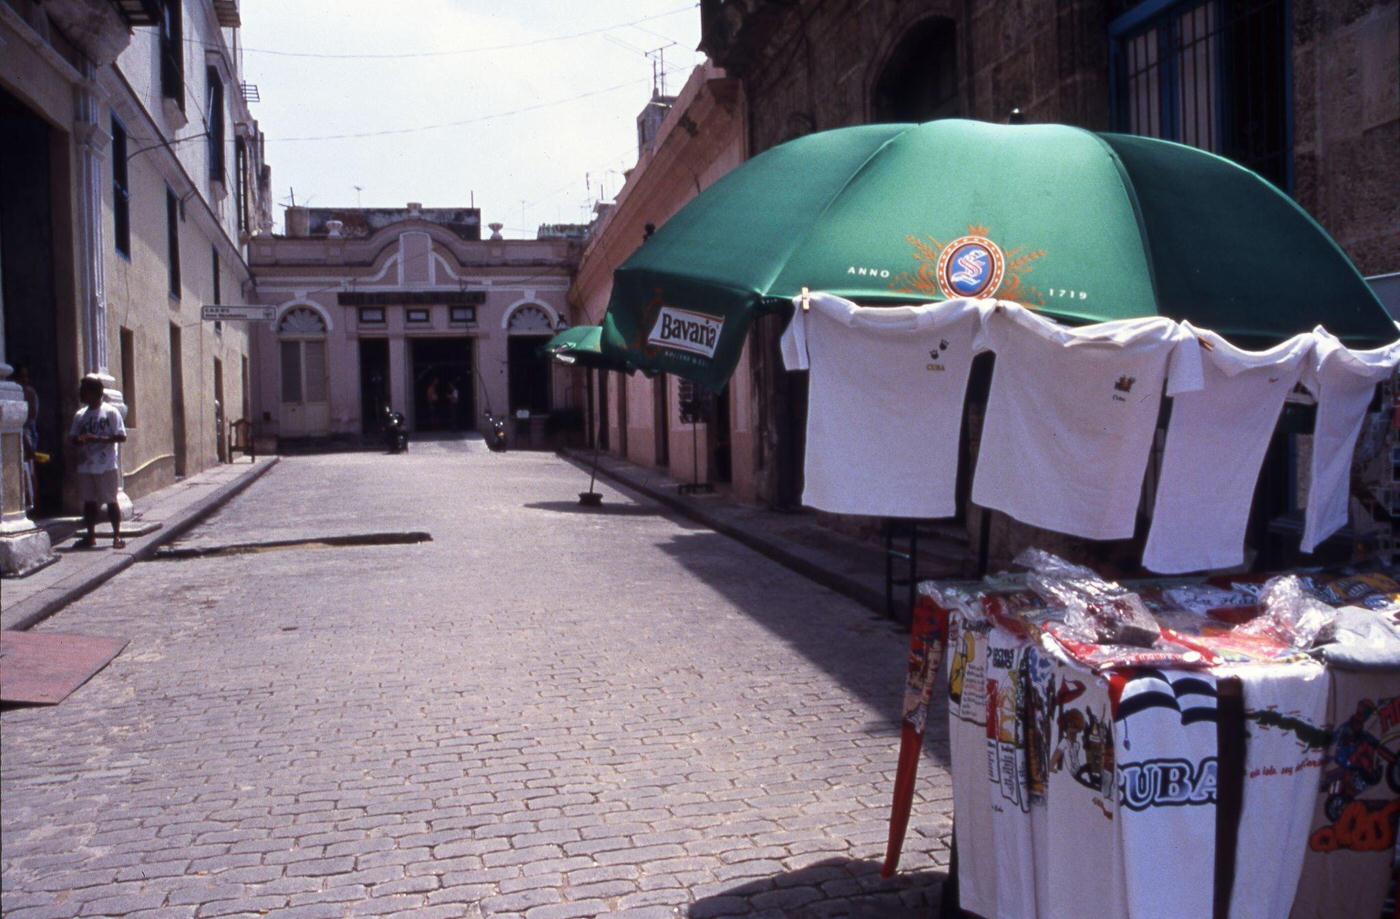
xmin=542 ymin=325 xmax=632 ymax=373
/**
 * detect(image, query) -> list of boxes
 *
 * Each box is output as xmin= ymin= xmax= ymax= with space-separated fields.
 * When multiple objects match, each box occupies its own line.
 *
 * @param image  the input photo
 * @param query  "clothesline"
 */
xmin=780 ymin=291 xmax=1400 ymax=574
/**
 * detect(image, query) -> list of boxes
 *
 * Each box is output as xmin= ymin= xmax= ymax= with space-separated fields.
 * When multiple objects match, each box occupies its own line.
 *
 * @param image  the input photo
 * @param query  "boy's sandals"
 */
xmin=74 ymin=536 xmax=97 ymax=549
xmin=112 ymin=538 xmax=127 ymax=549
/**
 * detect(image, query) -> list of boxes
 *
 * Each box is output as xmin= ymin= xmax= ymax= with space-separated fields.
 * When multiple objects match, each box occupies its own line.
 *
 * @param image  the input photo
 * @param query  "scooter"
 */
xmin=484 ymin=412 xmax=508 ymax=452
xmin=383 ymin=407 xmax=408 ymax=454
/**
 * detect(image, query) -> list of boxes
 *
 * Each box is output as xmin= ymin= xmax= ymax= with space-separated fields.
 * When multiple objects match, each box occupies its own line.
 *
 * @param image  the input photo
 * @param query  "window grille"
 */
xmin=1111 ymin=0 xmax=1291 ymax=190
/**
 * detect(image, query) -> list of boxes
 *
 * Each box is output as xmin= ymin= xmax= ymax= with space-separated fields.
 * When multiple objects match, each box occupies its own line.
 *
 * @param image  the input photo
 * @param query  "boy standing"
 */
xmin=69 ymin=375 xmax=127 ymax=549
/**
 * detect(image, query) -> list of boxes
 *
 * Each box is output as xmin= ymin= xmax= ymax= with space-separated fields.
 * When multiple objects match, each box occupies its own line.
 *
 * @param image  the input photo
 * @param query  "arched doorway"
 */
xmin=505 ymin=304 xmax=555 ymax=418
xmin=277 ymin=306 xmax=330 ymax=437
xmin=871 ymin=17 xmax=960 ymax=123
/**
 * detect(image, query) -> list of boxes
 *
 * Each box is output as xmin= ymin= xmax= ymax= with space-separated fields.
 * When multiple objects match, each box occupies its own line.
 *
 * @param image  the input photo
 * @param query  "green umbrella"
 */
xmin=601 ymin=118 xmax=1394 ymax=389
xmin=542 ymin=325 xmax=635 ymax=373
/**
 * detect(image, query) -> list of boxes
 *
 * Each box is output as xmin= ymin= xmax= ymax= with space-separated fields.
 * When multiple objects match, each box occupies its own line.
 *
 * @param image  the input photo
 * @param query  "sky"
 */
xmin=237 ymin=1 xmax=706 ymax=237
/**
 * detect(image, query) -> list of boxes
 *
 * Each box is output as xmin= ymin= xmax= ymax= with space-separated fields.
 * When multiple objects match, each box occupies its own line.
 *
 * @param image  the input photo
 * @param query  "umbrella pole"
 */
xmin=579 ymin=409 xmax=604 ymax=506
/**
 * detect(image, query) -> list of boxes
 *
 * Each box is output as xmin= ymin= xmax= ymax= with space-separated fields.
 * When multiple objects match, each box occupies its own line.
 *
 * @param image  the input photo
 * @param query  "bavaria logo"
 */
xmin=647 ymin=306 xmax=724 ymax=359
xmin=937 ymin=235 xmax=1006 ymax=299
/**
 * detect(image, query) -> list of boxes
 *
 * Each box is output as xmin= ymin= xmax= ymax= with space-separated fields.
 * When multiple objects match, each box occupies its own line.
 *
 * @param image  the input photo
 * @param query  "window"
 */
xmin=278 ymin=307 xmax=329 ymax=407
xmin=406 ymin=308 xmax=430 ymax=324
xmin=1111 ymin=0 xmax=1290 ymax=189
xmin=234 ymin=137 xmax=247 ymax=234
xmin=206 ymin=67 xmax=225 ymax=182
xmin=211 ymin=246 xmax=220 ymax=303
xmin=159 ymin=0 xmax=184 ymax=110
xmin=166 ymin=188 xmax=181 ymax=298
xmin=111 ymin=118 xmax=130 ymax=256
xmin=119 ymin=327 xmax=137 ymax=426
xmin=450 ymin=306 xmax=476 ymax=324
xmin=280 ymin=340 xmax=327 ymax=403
xmin=871 ymin=17 xmax=960 ymax=123
xmin=358 ymin=307 xmax=386 ymax=324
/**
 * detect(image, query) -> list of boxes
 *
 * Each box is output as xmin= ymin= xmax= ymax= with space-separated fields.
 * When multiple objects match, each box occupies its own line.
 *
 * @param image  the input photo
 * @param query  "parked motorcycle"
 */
xmin=484 ymin=412 xmax=508 ymax=452
xmin=383 ymin=407 xmax=408 ymax=454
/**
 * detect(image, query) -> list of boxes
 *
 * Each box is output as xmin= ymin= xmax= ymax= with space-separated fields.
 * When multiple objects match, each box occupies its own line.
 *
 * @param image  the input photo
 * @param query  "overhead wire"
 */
xmin=180 ymin=4 xmax=697 ymax=61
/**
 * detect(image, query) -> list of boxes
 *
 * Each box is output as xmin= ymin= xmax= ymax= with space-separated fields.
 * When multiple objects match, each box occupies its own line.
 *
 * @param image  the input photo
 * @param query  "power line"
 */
xmin=196 ymin=4 xmax=697 ymax=61
xmin=263 ymin=65 xmax=691 ymax=143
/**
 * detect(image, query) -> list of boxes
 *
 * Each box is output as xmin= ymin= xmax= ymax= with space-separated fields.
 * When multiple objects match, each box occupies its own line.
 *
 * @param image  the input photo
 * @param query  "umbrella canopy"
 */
xmin=601 ymin=119 xmax=1394 ymax=389
xmin=542 ymin=325 xmax=633 ymax=372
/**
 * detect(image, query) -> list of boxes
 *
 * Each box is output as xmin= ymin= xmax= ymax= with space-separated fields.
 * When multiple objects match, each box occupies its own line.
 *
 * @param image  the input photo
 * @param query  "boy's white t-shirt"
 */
xmin=971 ymin=305 xmax=1203 ymax=540
xmin=1299 ymin=328 xmax=1400 ymax=552
xmin=1143 ymin=326 xmax=1314 ymax=573
xmin=779 ymin=292 xmax=988 ymax=518
xmin=68 ymin=402 xmax=126 ymax=474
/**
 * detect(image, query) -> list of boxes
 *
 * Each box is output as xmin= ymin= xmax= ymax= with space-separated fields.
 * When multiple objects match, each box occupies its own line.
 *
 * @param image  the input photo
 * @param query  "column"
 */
xmin=74 ymin=67 xmax=132 ymax=516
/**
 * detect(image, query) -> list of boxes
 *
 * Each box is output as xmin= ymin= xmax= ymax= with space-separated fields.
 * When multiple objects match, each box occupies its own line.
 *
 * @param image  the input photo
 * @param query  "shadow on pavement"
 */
xmin=655 ymin=530 xmax=950 ymax=763
xmin=522 ymin=500 xmax=667 ymax=518
xmin=686 ymin=857 xmax=945 ymax=918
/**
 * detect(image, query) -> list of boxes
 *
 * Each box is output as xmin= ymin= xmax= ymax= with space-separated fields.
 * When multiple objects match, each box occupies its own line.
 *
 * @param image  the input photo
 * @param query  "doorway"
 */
xmin=169 ymin=323 xmax=187 ymax=476
xmin=410 ymin=337 xmax=473 ymax=432
xmin=213 ymin=357 xmax=225 ymax=462
xmin=654 ymin=374 xmax=670 ymax=467
xmin=507 ymin=335 xmax=552 ymax=417
xmin=1 ymin=88 xmax=64 ymax=513
xmin=359 ymin=338 xmax=389 ymax=436
xmin=711 ymin=383 xmax=732 ymax=483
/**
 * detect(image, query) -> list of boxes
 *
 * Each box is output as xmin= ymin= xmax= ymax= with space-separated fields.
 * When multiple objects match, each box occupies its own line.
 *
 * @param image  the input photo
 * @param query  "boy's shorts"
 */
xmin=77 ymin=469 xmax=121 ymax=504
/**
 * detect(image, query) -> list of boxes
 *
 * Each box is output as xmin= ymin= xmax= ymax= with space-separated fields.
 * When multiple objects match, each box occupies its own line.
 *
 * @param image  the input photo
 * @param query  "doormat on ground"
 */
xmin=0 ymin=631 xmax=128 ymax=705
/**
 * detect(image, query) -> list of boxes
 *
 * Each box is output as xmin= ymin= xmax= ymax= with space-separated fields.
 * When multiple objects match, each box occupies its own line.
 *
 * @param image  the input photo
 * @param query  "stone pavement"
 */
xmin=558 ymin=448 xmax=969 ymax=618
xmin=1 ymin=441 xmax=953 ymax=918
xmin=1 ymin=457 xmax=279 ymax=633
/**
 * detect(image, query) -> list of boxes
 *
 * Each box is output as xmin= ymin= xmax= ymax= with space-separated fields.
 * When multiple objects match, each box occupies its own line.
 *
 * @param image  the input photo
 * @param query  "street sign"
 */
xmin=201 ymin=305 xmax=277 ymax=322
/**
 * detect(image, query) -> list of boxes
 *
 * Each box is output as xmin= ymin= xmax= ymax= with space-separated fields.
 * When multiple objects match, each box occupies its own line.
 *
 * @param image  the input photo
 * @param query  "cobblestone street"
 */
xmin=2 ymin=443 xmax=951 ymax=918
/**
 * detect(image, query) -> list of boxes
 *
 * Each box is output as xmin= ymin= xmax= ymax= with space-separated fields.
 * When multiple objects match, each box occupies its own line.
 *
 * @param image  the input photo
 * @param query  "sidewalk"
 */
xmin=559 ymin=447 xmax=968 ymax=619
xmin=0 ymin=456 xmax=278 ymax=632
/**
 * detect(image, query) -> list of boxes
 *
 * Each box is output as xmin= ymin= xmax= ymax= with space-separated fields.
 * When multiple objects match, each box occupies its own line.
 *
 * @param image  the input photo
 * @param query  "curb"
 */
xmin=4 ymin=458 xmax=280 ymax=632
xmin=558 ymin=449 xmax=886 ymax=615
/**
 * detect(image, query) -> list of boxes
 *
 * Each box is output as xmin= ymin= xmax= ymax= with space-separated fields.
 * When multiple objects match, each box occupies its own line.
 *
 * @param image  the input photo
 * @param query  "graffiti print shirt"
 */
xmin=780 ymin=292 xmax=989 ymax=518
xmin=68 ymin=402 xmax=125 ymax=474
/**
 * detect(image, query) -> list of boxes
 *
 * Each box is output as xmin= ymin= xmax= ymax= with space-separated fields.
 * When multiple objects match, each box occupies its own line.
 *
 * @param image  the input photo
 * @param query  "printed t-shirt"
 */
xmin=971 ymin=306 xmax=1203 ymax=540
xmin=68 ymin=402 xmax=126 ymax=474
xmin=1229 ymin=661 xmax=1330 ymax=919
xmin=1299 ymin=328 xmax=1400 ymax=552
xmin=947 ymin=611 xmax=999 ymax=919
xmin=780 ymin=292 xmax=988 ymax=518
xmin=1288 ymin=671 xmax=1400 ymax=919
xmin=1111 ymin=668 xmax=1219 ymax=919
xmin=1144 ymin=326 xmax=1313 ymax=573
xmin=1030 ymin=651 xmax=1130 ymax=919
xmin=984 ymin=626 xmax=1038 ymax=919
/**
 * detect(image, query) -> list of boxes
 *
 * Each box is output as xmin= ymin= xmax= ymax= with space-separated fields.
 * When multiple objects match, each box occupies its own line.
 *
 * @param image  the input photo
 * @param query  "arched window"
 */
xmin=505 ymin=304 xmax=555 ymax=415
xmin=277 ymin=307 xmax=329 ymax=435
xmin=871 ymin=18 xmax=960 ymax=123
xmin=506 ymin=303 xmax=555 ymax=334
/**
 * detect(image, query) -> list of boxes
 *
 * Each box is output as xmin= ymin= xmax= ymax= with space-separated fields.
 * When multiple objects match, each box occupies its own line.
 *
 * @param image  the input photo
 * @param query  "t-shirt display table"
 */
xmin=886 ymin=572 xmax=1400 ymax=919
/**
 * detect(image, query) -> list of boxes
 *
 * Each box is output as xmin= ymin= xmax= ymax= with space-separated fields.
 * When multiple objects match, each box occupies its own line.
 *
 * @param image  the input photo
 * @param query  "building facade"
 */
xmin=248 ymin=206 xmax=579 ymax=446
xmin=569 ymin=63 xmax=751 ymax=496
xmin=1 ymin=0 xmax=271 ymax=572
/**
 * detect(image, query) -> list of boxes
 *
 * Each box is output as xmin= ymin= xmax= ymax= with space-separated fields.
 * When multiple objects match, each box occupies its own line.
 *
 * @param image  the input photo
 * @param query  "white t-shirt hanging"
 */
xmin=1299 ymin=328 xmax=1400 ymax=552
xmin=971 ymin=305 xmax=1203 ymax=540
xmin=1143 ymin=325 xmax=1314 ymax=573
xmin=779 ymin=292 xmax=989 ymax=518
